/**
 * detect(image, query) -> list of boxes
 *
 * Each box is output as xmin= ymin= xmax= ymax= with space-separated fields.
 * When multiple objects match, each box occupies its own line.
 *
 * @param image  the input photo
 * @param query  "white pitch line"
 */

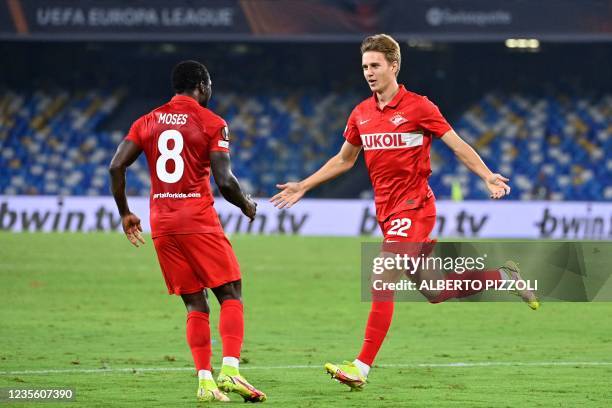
xmin=1 ymin=362 xmax=611 ymax=376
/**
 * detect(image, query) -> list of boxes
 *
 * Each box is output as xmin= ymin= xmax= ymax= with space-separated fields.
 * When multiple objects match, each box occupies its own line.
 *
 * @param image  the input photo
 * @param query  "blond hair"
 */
xmin=360 ymin=34 xmax=401 ymax=76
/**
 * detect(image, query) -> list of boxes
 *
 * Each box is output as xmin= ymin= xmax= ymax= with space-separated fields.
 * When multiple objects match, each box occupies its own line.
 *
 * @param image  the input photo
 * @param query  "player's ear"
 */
xmin=198 ymin=81 xmax=212 ymax=108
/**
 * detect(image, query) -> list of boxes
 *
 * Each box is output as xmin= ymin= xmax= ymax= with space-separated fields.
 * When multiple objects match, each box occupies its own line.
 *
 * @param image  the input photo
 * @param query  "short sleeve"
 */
xmin=209 ymin=120 xmax=231 ymax=153
xmin=124 ymin=117 xmax=144 ymax=147
xmin=343 ymin=109 xmax=362 ymax=146
xmin=419 ymin=97 xmax=452 ymax=138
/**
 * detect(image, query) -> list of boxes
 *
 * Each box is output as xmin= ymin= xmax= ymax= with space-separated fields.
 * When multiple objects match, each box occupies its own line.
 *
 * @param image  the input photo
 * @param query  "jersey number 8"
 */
xmin=156 ymin=130 xmax=184 ymax=183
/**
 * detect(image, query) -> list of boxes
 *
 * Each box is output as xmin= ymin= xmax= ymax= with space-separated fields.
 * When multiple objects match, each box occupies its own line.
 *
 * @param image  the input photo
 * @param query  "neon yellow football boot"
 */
xmin=217 ymin=366 xmax=266 ymax=403
xmin=197 ymin=379 xmax=230 ymax=402
xmin=499 ymin=260 xmax=540 ymax=310
xmin=324 ymin=361 xmax=367 ymax=391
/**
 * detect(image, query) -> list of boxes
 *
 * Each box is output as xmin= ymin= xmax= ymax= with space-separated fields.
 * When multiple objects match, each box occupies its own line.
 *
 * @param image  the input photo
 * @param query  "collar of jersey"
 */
xmin=372 ymin=84 xmax=407 ymax=111
xmin=171 ymin=94 xmax=200 ymax=106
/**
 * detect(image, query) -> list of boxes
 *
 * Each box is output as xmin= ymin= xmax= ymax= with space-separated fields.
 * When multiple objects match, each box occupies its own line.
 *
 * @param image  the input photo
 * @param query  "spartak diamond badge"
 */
xmin=390 ymin=114 xmax=408 ymax=126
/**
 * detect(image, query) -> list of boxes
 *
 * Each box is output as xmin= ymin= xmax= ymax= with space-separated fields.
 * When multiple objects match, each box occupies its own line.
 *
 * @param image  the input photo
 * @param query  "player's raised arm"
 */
xmin=109 ymin=140 xmax=146 ymax=247
xmin=270 ymin=140 xmax=361 ymax=209
xmin=440 ymin=129 xmax=511 ymax=199
xmin=210 ymin=151 xmax=257 ymax=221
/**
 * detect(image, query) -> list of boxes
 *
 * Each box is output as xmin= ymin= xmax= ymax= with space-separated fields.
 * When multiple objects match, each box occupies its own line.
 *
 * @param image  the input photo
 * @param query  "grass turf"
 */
xmin=0 ymin=233 xmax=611 ymax=407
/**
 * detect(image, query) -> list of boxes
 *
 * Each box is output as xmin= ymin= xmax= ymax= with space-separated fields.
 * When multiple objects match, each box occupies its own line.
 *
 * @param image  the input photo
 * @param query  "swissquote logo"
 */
xmin=361 ymin=133 xmax=423 ymax=151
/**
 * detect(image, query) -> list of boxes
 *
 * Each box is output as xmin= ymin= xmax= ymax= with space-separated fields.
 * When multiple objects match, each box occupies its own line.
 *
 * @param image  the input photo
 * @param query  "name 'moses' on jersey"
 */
xmin=158 ymin=113 xmax=188 ymax=125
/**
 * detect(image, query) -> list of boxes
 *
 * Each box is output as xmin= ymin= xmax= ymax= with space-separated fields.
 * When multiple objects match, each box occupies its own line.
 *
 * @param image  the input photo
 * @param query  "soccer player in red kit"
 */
xmin=271 ymin=34 xmax=538 ymax=390
xmin=109 ymin=61 xmax=266 ymax=403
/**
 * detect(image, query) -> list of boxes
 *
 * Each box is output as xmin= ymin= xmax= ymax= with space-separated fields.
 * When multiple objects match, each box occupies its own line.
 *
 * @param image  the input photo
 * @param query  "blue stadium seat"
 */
xmin=0 ymin=90 xmax=609 ymax=200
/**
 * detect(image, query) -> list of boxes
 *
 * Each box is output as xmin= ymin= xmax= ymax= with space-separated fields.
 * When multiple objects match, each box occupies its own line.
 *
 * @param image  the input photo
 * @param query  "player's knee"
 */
xmin=186 ymin=302 xmax=209 ymax=313
xmin=181 ymin=292 xmax=209 ymax=313
xmin=216 ymin=292 xmax=242 ymax=304
xmin=212 ymin=280 xmax=242 ymax=303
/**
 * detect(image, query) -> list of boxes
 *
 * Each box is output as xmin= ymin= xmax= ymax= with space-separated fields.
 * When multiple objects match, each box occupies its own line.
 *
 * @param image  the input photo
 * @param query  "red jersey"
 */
xmin=344 ymin=85 xmax=452 ymax=222
xmin=125 ymin=95 xmax=230 ymax=238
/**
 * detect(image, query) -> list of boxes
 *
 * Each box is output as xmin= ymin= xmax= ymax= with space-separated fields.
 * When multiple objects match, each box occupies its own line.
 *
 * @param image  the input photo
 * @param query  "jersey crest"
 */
xmin=390 ymin=113 xmax=408 ymax=126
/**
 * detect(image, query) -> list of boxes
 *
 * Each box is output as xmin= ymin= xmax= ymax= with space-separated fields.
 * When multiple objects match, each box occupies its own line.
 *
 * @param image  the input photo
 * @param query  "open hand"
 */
xmin=122 ymin=213 xmax=145 ymax=247
xmin=485 ymin=173 xmax=511 ymax=199
xmin=270 ymin=182 xmax=305 ymax=209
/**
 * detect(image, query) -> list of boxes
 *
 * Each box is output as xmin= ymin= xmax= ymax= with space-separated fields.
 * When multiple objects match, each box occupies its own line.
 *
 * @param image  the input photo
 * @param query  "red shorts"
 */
xmin=379 ymin=198 xmax=436 ymax=243
xmin=152 ymin=233 xmax=241 ymax=295
xmin=379 ymin=198 xmax=437 ymax=256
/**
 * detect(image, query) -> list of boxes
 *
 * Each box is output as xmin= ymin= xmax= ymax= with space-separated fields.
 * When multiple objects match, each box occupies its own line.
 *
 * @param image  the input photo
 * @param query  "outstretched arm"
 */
xmin=109 ymin=140 xmax=146 ymax=247
xmin=270 ymin=141 xmax=361 ymax=209
xmin=440 ymin=130 xmax=510 ymax=199
xmin=210 ymin=151 xmax=257 ymax=221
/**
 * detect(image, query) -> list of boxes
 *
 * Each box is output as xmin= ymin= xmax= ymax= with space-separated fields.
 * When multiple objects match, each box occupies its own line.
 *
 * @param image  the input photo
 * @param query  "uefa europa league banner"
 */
xmin=0 ymin=196 xmax=610 ymax=240
xmin=0 ymin=0 xmax=611 ymax=41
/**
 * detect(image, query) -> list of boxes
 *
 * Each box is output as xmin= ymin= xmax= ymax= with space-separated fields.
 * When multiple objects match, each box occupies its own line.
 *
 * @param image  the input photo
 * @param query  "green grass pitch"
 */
xmin=1 ymin=233 xmax=611 ymax=407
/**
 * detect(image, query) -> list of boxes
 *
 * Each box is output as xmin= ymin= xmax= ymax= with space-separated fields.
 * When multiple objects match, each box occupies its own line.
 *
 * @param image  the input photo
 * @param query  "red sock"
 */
xmin=219 ymin=299 xmax=244 ymax=359
xmin=357 ymin=300 xmax=394 ymax=366
xmin=430 ymin=269 xmax=503 ymax=303
xmin=186 ymin=311 xmax=211 ymax=371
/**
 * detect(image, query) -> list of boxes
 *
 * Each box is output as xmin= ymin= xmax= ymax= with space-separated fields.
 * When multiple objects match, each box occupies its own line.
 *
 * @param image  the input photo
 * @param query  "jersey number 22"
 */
xmin=387 ymin=218 xmax=412 ymax=237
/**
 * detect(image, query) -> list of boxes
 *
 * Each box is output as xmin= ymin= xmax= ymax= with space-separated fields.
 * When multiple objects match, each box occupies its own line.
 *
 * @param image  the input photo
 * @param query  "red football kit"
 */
xmin=125 ymin=95 xmax=240 ymax=294
xmin=343 ymin=85 xmax=452 ymax=242
xmin=347 ymin=87 xmax=507 ymax=368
